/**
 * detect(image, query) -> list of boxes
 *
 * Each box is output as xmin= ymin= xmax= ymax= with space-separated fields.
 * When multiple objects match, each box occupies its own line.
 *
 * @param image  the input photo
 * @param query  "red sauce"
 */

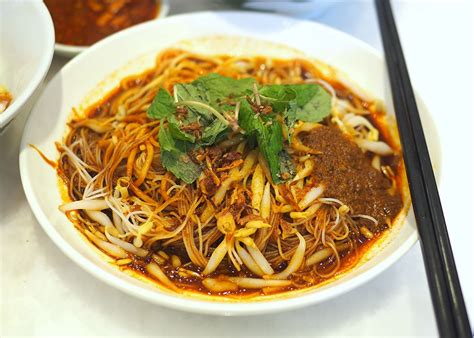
xmin=45 ymin=0 xmax=160 ymax=46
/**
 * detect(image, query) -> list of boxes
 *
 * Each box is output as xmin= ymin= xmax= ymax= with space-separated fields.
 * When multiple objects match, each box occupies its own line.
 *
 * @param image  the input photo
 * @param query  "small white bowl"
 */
xmin=20 ymin=11 xmax=441 ymax=315
xmin=54 ymin=0 xmax=170 ymax=58
xmin=0 ymin=1 xmax=54 ymax=130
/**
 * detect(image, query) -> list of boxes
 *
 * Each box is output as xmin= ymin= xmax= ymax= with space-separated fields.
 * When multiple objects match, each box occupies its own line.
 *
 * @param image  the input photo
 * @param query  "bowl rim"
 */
xmin=20 ymin=10 xmax=423 ymax=316
xmin=0 ymin=1 xmax=55 ymax=129
xmin=54 ymin=0 xmax=170 ymax=57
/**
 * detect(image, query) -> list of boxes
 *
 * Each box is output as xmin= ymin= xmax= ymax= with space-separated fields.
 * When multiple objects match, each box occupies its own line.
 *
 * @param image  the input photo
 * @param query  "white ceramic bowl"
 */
xmin=0 ymin=1 xmax=54 ymax=130
xmin=54 ymin=0 xmax=170 ymax=58
xmin=19 ymin=11 xmax=440 ymax=316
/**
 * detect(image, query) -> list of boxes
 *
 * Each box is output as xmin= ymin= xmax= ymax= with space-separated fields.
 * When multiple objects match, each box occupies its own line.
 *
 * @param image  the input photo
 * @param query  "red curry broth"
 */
xmin=45 ymin=0 xmax=159 ymax=46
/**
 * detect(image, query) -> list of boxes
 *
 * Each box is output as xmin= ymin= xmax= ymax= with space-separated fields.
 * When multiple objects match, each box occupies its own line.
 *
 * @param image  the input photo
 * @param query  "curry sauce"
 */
xmin=45 ymin=0 xmax=160 ymax=46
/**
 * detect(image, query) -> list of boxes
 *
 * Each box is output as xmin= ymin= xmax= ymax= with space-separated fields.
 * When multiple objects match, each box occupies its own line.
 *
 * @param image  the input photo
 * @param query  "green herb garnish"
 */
xmin=147 ymin=73 xmax=331 ymax=184
xmin=157 ymin=124 xmax=201 ymax=184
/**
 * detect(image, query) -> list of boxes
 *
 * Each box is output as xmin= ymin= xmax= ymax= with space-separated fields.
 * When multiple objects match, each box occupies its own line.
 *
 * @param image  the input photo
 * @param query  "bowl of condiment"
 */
xmin=0 ymin=1 xmax=54 ymax=130
xmin=45 ymin=0 xmax=170 ymax=58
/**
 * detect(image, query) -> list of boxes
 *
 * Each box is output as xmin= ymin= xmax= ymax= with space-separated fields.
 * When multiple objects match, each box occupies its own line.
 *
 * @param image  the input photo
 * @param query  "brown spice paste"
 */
xmin=300 ymin=125 xmax=402 ymax=230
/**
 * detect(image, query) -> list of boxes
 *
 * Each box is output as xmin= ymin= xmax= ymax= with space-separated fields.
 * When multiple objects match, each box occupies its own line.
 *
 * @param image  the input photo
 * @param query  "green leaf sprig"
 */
xmin=147 ymin=73 xmax=331 ymax=184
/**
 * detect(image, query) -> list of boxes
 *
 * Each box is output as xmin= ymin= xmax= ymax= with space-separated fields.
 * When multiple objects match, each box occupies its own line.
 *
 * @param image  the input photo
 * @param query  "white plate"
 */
xmin=19 ymin=11 xmax=440 ymax=316
xmin=54 ymin=0 xmax=170 ymax=58
xmin=0 ymin=1 xmax=54 ymax=130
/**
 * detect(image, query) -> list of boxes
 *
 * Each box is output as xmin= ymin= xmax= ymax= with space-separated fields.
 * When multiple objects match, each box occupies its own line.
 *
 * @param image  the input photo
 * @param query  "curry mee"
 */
xmin=56 ymin=48 xmax=406 ymax=296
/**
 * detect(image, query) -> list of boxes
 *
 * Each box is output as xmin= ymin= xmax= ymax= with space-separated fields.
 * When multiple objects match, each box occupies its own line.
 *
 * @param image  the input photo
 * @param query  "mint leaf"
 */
xmin=282 ymin=100 xmax=297 ymax=142
xmin=175 ymin=83 xmax=203 ymax=103
xmin=160 ymin=151 xmax=201 ymax=185
xmin=259 ymin=83 xmax=331 ymax=124
xmin=260 ymin=84 xmax=331 ymax=122
xmin=177 ymin=74 xmax=255 ymax=114
xmin=158 ymin=125 xmax=201 ymax=184
xmin=147 ymin=88 xmax=175 ymax=119
xmin=158 ymin=123 xmax=194 ymax=155
xmin=277 ymin=150 xmax=295 ymax=181
xmin=157 ymin=121 xmax=178 ymax=152
xmin=259 ymin=85 xmax=296 ymax=112
xmin=287 ymin=84 xmax=331 ymax=122
xmin=257 ymin=120 xmax=295 ymax=183
xmin=194 ymin=73 xmax=255 ymax=107
xmin=175 ymin=83 xmax=215 ymax=121
xmin=200 ymin=119 xmax=228 ymax=146
xmin=238 ymin=100 xmax=260 ymax=134
xmin=238 ymin=100 xmax=294 ymax=183
xmin=167 ymin=115 xmax=196 ymax=143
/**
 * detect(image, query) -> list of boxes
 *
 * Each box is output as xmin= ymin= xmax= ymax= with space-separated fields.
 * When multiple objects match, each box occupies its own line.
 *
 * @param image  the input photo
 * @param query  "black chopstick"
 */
xmin=374 ymin=0 xmax=471 ymax=336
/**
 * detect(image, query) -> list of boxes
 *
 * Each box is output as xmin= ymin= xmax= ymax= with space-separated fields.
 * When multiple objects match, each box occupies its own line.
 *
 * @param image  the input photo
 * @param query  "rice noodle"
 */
xmin=343 ymin=114 xmax=379 ymax=140
xmin=105 ymin=226 xmax=148 ymax=257
xmin=84 ymin=230 xmax=128 ymax=258
xmin=146 ymin=262 xmax=180 ymax=292
xmin=59 ymin=199 xmax=108 ymax=212
xmin=299 ymin=186 xmax=324 ymax=210
xmin=203 ymin=278 xmax=238 ymax=292
xmin=85 ymin=210 xmax=113 ymax=228
xmin=246 ymin=241 xmax=274 ymax=275
xmin=235 ymin=241 xmax=265 ymax=276
xmin=251 ymin=164 xmax=264 ymax=211
xmin=290 ymin=203 xmax=321 ymax=220
xmin=228 ymin=277 xmax=291 ymax=289
xmin=292 ymin=159 xmax=314 ymax=182
xmin=306 ymin=242 xmax=351 ymax=267
xmin=355 ymin=139 xmax=393 ymax=155
xmin=202 ymin=240 xmax=228 ymax=275
xmin=268 ymin=232 xmax=306 ymax=280
xmin=260 ymin=182 xmax=271 ymax=219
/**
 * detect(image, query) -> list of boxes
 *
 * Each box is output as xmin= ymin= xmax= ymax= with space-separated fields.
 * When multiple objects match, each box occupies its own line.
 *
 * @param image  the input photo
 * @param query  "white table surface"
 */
xmin=1 ymin=1 xmax=472 ymax=337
